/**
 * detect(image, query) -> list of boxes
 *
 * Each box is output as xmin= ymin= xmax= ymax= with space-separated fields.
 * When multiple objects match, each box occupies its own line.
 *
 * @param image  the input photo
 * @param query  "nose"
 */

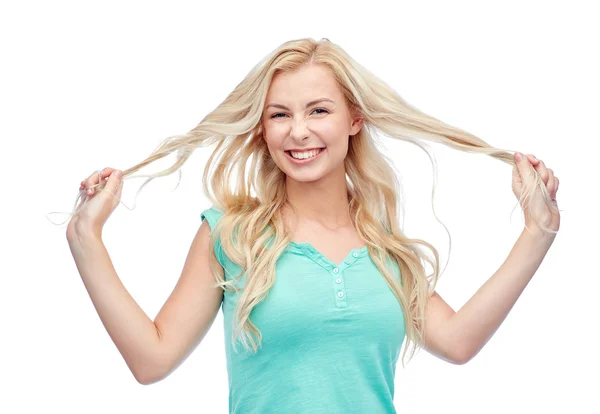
xmin=290 ymin=116 xmax=310 ymax=142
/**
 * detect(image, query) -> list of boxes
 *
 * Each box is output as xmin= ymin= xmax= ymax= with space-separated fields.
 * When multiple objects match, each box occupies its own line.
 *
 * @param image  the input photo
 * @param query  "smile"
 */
xmin=285 ymin=148 xmax=326 ymax=164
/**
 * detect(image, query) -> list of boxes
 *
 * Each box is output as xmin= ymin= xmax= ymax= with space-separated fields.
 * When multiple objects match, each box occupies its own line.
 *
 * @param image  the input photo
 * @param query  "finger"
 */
xmin=531 ymin=160 xmax=549 ymax=185
xmin=83 ymin=170 xmax=101 ymax=196
xmin=104 ymin=170 xmax=124 ymax=196
xmin=514 ymin=152 xmax=536 ymax=183
xmin=526 ymin=154 xmax=540 ymax=165
xmin=546 ymin=169 xmax=555 ymax=195
xmin=84 ymin=168 xmax=117 ymax=195
xmin=554 ymin=176 xmax=559 ymax=197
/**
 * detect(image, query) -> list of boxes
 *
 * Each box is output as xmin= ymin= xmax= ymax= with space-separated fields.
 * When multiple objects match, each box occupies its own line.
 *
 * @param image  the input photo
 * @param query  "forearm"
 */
xmin=67 ymin=230 xmax=163 ymax=383
xmin=449 ymin=228 xmax=555 ymax=362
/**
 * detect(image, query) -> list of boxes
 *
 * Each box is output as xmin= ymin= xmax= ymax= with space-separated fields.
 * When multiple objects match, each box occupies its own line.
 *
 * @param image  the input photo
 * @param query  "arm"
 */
xmin=423 ymin=228 xmax=555 ymax=364
xmin=67 ymin=220 xmax=223 ymax=384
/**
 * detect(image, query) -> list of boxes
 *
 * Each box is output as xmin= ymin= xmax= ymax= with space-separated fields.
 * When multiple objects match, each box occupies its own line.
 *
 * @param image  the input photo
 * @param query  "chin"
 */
xmin=285 ymin=170 xmax=327 ymax=183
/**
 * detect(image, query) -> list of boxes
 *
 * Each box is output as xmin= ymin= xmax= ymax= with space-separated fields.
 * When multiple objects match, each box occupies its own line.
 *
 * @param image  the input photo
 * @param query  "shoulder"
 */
xmin=200 ymin=206 xmax=225 ymax=230
xmin=199 ymin=206 xmax=228 ymax=267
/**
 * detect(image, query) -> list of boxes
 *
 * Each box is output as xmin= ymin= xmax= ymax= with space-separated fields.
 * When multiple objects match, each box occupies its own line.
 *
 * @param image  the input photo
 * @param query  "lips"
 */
xmin=284 ymin=147 xmax=327 ymax=164
xmin=285 ymin=147 xmax=326 ymax=152
xmin=286 ymin=148 xmax=324 ymax=159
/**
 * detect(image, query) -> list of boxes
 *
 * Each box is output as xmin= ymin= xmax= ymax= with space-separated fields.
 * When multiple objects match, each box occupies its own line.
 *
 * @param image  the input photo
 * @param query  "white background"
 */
xmin=2 ymin=0 xmax=598 ymax=412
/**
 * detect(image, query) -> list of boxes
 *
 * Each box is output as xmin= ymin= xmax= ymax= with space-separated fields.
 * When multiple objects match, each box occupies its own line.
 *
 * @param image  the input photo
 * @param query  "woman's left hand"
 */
xmin=512 ymin=152 xmax=560 ymax=234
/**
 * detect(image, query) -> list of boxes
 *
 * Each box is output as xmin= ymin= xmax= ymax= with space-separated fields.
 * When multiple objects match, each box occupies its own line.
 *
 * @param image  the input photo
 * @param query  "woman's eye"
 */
xmin=270 ymin=108 xmax=329 ymax=119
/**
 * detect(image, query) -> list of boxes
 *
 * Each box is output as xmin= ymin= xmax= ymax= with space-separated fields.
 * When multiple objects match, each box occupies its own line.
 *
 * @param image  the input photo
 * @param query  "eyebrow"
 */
xmin=265 ymin=98 xmax=335 ymax=111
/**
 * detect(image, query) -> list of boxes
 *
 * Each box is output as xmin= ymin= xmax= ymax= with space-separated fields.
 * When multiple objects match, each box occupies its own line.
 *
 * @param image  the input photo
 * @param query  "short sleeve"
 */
xmin=200 ymin=206 xmax=226 ymax=268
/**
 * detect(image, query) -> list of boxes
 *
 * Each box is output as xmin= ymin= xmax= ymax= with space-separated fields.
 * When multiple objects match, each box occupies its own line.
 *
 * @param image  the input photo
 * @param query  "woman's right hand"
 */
xmin=67 ymin=167 xmax=124 ymax=240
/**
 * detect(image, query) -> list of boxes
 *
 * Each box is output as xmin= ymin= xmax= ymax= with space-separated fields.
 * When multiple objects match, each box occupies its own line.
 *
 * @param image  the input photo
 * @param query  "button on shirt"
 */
xmin=201 ymin=207 xmax=406 ymax=413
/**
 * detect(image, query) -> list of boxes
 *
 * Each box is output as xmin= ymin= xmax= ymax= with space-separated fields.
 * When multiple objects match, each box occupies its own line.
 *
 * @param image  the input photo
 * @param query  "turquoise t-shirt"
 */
xmin=201 ymin=206 xmax=406 ymax=413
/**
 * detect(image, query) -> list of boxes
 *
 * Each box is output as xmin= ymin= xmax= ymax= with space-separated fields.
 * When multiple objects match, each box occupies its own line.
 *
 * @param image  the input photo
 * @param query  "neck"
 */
xmin=284 ymin=168 xmax=352 ymax=228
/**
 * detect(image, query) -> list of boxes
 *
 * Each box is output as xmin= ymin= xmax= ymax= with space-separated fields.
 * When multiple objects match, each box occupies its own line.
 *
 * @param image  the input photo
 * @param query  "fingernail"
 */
xmin=515 ymin=152 xmax=522 ymax=162
xmin=115 ymin=170 xmax=122 ymax=178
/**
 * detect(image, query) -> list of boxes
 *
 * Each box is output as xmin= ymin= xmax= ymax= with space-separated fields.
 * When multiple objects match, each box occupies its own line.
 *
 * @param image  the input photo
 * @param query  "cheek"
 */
xmin=264 ymin=125 xmax=287 ymax=146
xmin=313 ymin=121 xmax=346 ymax=146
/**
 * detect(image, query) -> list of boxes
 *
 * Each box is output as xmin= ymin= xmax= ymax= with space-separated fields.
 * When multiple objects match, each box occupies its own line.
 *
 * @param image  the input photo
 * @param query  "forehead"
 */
xmin=266 ymin=64 xmax=341 ymax=103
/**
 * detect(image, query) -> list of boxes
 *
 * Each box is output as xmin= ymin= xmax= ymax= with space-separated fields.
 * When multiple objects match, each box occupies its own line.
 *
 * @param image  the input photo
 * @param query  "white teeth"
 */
xmin=290 ymin=148 xmax=323 ymax=159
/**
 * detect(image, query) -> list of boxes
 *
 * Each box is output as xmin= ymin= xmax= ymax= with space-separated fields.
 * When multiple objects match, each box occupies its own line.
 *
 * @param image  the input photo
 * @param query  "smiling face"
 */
xmin=261 ymin=64 xmax=363 ymax=184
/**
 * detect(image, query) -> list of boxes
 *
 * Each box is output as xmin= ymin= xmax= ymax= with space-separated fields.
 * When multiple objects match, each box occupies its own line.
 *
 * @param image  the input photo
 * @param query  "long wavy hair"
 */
xmin=63 ymin=37 xmax=558 ymax=367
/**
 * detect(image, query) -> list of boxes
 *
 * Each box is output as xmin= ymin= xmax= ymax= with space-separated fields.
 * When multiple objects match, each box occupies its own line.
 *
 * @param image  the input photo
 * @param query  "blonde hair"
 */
xmin=61 ymin=37 xmax=558 ymax=368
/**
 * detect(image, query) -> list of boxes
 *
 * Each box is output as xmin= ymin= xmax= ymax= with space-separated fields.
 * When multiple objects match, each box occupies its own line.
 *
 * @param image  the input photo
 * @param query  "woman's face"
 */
xmin=261 ymin=64 xmax=363 ymax=183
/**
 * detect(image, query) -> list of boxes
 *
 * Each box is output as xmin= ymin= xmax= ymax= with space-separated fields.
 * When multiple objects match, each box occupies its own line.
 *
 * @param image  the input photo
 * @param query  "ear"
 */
xmin=350 ymin=114 xmax=363 ymax=136
xmin=347 ymin=103 xmax=363 ymax=136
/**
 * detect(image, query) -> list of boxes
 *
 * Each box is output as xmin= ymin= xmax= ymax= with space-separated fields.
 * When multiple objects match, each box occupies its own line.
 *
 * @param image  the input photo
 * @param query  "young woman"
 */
xmin=66 ymin=38 xmax=560 ymax=413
